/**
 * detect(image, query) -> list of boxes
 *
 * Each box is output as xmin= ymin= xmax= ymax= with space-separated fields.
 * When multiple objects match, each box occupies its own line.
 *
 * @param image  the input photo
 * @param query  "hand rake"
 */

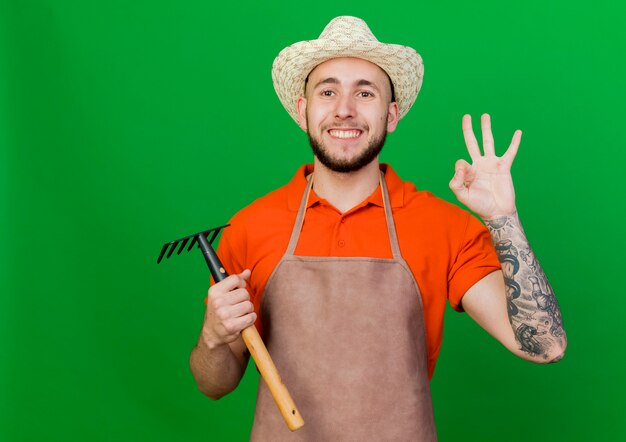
xmin=157 ymin=225 xmax=304 ymax=431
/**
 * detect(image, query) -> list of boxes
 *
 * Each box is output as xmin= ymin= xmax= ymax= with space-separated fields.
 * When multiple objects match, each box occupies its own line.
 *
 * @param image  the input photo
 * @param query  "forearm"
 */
xmin=484 ymin=212 xmax=567 ymax=362
xmin=189 ymin=336 xmax=247 ymax=399
xmin=189 ymin=269 xmax=255 ymax=399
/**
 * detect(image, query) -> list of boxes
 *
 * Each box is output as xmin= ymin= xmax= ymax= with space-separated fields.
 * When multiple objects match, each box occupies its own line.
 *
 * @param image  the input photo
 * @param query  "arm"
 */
xmin=189 ymin=269 xmax=256 ymax=399
xmin=449 ymin=114 xmax=567 ymax=363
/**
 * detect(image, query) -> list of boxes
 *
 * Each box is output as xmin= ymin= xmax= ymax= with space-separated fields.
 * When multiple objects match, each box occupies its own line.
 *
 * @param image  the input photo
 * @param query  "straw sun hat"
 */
xmin=272 ymin=16 xmax=424 ymax=125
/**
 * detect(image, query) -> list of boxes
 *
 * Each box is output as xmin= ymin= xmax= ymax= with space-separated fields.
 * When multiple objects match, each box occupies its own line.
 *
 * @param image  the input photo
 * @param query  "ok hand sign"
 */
xmin=449 ymin=114 xmax=522 ymax=220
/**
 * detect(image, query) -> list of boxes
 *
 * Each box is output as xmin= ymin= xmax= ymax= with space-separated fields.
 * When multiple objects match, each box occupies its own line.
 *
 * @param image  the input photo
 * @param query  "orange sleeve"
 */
xmin=205 ymin=213 xmax=255 ymax=301
xmin=447 ymin=213 xmax=501 ymax=311
xmin=215 ymin=216 xmax=248 ymax=279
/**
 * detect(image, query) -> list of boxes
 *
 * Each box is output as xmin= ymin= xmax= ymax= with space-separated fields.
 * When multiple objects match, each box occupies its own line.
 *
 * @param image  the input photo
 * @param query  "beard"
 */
xmin=306 ymin=118 xmax=388 ymax=173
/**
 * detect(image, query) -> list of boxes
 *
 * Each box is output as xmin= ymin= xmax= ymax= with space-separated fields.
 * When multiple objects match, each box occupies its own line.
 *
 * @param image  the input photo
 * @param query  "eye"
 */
xmin=321 ymin=90 xmax=335 ymax=97
xmin=359 ymin=91 xmax=374 ymax=98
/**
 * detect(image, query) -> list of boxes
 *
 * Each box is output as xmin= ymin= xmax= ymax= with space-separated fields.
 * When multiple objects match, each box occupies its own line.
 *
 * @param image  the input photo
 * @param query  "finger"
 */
xmin=449 ymin=176 xmax=469 ymax=207
xmin=503 ymin=130 xmax=522 ymax=165
xmin=455 ymin=159 xmax=475 ymax=183
xmin=449 ymin=171 xmax=465 ymax=192
xmin=207 ymin=288 xmax=249 ymax=315
xmin=222 ymin=312 xmax=257 ymax=336
xmin=481 ymin=113 xmax=495 ymax=156
xmin=462 ymin=114 xmax=481 ymax=160
xmin=234 ymin=269 xmax=251 ymax=289
xmin=213 ymin=296 xmax=254 ymax=325
xmin=209 ymin=271 xmax=250 ymax=298
xmin=239 ymin=269 xmax=251 ymax=281
xmin=454 ymin=158 xmax=471 ymax=171
xmin=226 ymin=299 xmax=255 ymax=319
xmin=449 ymin=160 xmax=469 ymax=193
xmin=224 ymin=287 xmax=252 ymax=305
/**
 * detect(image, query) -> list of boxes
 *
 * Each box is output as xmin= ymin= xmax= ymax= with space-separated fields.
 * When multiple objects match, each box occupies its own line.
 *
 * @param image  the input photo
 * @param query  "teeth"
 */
xmin=329 ymin=129 xmax=361 ymax=139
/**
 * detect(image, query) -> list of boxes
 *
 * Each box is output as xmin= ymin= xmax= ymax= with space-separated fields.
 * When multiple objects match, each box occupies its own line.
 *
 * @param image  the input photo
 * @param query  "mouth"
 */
xmin=327 ymin=128 xmax=363 ymax=140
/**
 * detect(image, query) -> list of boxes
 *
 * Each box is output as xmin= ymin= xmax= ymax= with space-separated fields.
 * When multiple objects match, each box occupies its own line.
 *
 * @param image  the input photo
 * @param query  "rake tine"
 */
xmin=156 ymin=243 xmax=170 ymax=264
xmin=208 ymin=228 xmax=219 ymax=244
xmin=177 ymin=238 xmax=189 ymax=255
xmin=158 ymin=225 xmax=230 ymax=264
xmin=187 ymin=236 xmax=198 ymax=251
xmin=166 ymin=241 xmax=179 ymax=259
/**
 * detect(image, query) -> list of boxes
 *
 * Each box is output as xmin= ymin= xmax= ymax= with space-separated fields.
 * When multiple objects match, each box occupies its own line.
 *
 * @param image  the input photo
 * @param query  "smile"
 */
xmin=328 ymin=129 xmax=363 ymax=139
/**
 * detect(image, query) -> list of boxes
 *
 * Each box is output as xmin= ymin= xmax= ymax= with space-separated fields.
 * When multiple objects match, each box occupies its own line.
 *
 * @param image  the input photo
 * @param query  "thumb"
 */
xmin=449 ymin=167 xmax=466 ymax=193
xmin=449 ymin=160 xmax=473 ymax=206
xmin=449 ymin=159 xmax=470 ymax=193
xmin=239 ymin=269 xmax=251 ymax=282
xmin=231 ymin=269 xmax=252 ymax=290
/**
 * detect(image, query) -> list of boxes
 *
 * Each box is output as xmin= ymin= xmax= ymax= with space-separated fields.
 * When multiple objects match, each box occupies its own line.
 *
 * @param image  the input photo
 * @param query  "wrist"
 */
xmin=483 ymin=211 xmax=526 ymax=243
xmin=481 ymin=210 xmax=519 ymax=222
xmin=200 ymin=328 xmax=228 ymax=351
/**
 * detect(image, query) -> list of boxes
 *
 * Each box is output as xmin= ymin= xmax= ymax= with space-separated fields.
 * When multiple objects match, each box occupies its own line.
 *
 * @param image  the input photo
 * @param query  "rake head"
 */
xmin=156 ymin=224 xmax=229 ymax=264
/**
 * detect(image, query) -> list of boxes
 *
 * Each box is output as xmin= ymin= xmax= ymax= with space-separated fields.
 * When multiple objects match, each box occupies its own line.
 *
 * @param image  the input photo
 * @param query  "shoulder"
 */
xmin=384 ymin=164 xmax=472 ymax=227
xmin=405 ymin=185 xmax=465 ymax=214
xmin=396 ymin=186 xmax=477 ymax=255
xmin=223 ymin=166 xmax=308 ymax=246
xmin=218 ymin=168 xmax=307 ymax=293
xmin=384 ymin=165 xmax=487 ymax=258
xmin=230 ymin=184 xmax=291 ymax=230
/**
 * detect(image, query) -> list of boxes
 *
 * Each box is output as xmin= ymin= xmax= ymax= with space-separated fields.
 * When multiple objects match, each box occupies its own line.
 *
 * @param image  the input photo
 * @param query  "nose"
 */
xmin=334 ymin=94 xmax=355 ymax=119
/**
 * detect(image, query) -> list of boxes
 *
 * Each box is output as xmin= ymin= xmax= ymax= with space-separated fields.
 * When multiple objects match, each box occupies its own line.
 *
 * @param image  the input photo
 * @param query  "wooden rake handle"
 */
xmin=241 ymin=325 xmax=304 ymax=431
xmin=196 ymin=231 xmax=304 ymax=431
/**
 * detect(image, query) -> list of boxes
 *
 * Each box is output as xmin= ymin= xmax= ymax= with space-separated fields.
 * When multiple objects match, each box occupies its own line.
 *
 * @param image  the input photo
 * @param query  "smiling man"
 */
xmin=301 ymin=57 xmax=397 ymax=176
xmin=189 ymin=16 xmax=567 ymax=441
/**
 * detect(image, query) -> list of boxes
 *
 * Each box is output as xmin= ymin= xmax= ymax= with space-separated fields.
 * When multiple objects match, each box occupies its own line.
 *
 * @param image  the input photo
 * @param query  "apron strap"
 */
xmin=285 ymin=174 xmax=314 ymax=256
xmin=285 ymin=171 xmax=402 ymax=259
xmin=379 ymin=171 xmax=402 ymax=260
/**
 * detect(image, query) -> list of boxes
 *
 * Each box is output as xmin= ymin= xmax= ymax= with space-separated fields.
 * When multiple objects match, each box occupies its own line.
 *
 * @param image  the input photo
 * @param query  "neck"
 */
xmin=311 ymin=158 xmax=381 ymax=213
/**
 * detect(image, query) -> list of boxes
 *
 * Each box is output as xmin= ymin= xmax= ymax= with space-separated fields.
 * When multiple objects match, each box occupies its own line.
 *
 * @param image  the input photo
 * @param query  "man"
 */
xmin=189 ymin=16 xmax=566 ymax=440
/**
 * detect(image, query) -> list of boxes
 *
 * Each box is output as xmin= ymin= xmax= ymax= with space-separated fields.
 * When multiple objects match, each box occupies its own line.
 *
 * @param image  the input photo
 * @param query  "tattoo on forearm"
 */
xmin=485 ymin=213 xmax=566 ymax=361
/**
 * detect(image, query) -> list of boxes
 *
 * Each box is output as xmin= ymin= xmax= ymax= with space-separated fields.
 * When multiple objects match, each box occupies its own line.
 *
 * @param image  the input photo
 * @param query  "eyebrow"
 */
xmin=312 ymin=77 xmax=381 ymax=92
xmin=312 ymin=77 xmax=339 ymax=89
xmin=356 ymin=79 xmax=380 ymax=92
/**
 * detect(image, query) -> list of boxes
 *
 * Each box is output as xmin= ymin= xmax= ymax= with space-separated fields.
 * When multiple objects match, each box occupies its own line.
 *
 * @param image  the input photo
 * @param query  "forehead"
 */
xmin=306 ymin=57 xmax=391 ymax=88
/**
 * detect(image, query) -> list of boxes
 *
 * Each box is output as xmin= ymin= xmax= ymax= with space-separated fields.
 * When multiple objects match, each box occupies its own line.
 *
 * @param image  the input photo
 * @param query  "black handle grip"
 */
xmin=197 ymin=233 xmax=229 ymax=282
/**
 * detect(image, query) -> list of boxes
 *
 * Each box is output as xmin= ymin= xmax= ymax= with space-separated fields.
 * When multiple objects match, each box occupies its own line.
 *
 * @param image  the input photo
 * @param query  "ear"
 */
xmin=386 ymin=101 xmax=400 ymax=133
xmin=296 ymin=96 xmax=308 ymax=131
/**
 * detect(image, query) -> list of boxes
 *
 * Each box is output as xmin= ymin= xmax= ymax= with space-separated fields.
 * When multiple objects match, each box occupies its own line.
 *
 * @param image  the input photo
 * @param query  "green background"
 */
xmin=2 ymin=1 xmax=624 ymax=440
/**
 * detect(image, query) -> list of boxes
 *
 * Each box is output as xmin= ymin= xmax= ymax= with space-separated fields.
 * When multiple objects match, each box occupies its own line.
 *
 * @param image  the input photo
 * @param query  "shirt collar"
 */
xmin=287 ymin=163 xmax=405 ymax=211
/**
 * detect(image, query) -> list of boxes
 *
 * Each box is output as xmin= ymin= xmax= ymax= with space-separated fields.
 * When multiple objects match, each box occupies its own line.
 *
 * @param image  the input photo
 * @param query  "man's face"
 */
xmin=296 ymin=57 xmax=399 ymax=173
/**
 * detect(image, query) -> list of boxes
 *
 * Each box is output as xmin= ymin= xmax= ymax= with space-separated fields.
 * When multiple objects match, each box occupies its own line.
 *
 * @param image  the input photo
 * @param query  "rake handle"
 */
xmin=197 ymin=233 xmax=304 ymax=432
xmin=241 ymin=326 xmax=304 ymax=431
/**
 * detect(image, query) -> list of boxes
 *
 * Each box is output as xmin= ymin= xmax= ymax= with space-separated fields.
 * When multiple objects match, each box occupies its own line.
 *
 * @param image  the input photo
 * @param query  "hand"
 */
xmin=202 ymin=269 xmax=256 ymax=349
xmin=449 ymin=114 xmax=522 ymax=220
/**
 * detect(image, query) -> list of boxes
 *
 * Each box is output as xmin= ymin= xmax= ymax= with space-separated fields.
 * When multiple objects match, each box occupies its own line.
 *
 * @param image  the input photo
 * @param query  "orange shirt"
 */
xmin=217 ymin=164 xmax=500 ymax=378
